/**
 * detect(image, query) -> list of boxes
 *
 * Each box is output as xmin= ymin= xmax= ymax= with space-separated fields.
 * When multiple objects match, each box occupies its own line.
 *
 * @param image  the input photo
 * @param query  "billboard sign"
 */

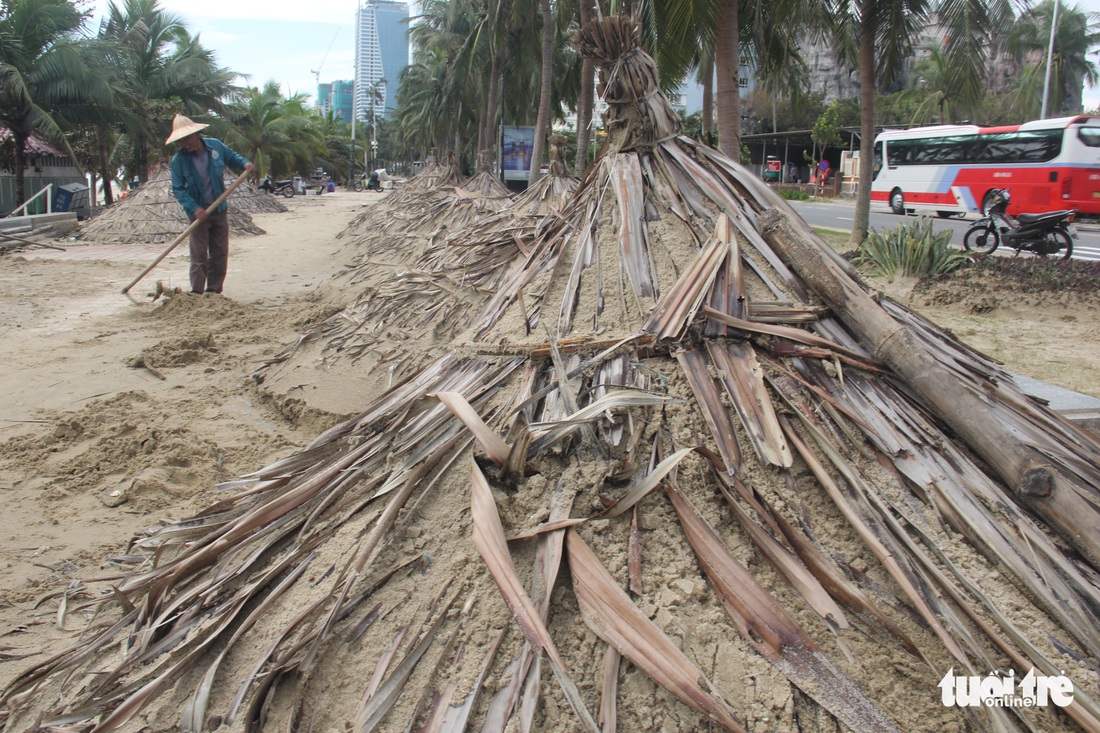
xmin=502 ymin=126 xmax=536 ymax=181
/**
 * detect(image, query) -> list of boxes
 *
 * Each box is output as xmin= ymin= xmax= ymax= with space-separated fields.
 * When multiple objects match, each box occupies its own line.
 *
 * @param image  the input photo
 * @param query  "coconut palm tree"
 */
xmin=904 ymin=45 xmax=958 ymax=124
xmin=841 ymin=0 xmax=1018 ymax=246
xmin=573 ymin=0 xmax=598 ymax=174
xmin=526 ymin=0 xmax=555 ymax=183
xmin=215 ymin=81 xmax=323 ymax=180
xmin=649 ymin=0 xmax=820 ymax=158
xmin=394 ymin=45 xmax=466 ymax=160
xmin=404 ymin=0 xmax=484 ymax=163
xmin=0 ymin=0 xmax=91 ymax=208
xmin=97 ymin=0 xmax=235 ymax=182
xmin=1006 ymin=0 xmax=1100 ymax=116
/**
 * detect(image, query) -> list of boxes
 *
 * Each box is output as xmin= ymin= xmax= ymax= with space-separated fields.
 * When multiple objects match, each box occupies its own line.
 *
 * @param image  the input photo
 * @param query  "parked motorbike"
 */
xmin=962 ymin=188 xmax=1077 ymax=260
xmin=352 ymin=171 xmax=383 ymax=192
xmin=259 ymin=174 xmax=296 ymax=198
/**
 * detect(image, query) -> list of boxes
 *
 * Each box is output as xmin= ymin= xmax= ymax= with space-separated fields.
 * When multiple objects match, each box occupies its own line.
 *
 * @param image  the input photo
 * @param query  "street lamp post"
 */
xmin=1041 ymin=0 xmax=1061 ymax=119
xmin=349 ymin=109 xmax=357 ymax=187
xmin=371 ymin=139 xmax=378 ymax=173
xmin=349 ymin=0 xmax=361 ymax=187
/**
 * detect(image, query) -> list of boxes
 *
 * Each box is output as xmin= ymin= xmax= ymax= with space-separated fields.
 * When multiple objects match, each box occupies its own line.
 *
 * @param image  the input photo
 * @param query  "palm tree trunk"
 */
xmin=13 ymin=133 xmax=28 ymax=209
xmin=701 ymin=54 xmax=714 ymax=141
xmin=849 ymin=0 xmax=875 ymax=247
xmin=575 ymin=59 xmax=595 ymax=175
xmin=527 ymin=0 xmax=555 ymax=184
xmin=715 ymin=0 xmax=741 ymax=158
xmin=574 ymin=0 xmax=597 ymax=175
xmin=98 ymin=130 xmax=115 ymax=206
xmin=137 ymin=130 xmax=150 ymax=183
xmin=482 ymin=50 xmax=503 ymax=157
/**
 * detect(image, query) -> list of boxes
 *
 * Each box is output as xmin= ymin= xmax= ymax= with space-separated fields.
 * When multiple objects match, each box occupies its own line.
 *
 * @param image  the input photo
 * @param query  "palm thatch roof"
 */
xmin=4 ymin=16 xmax=1100 ymax=733
xmin=77 ymin=169 xmax=280 ymax=245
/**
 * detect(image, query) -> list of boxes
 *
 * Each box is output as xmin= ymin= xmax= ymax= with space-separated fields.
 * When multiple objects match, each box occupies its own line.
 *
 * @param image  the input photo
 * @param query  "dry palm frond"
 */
xmin=471 ymin=462 xmax=600 ymax=732
xmin=565 ymin=530 xmax=744 ymax=732
xmin=7 ymin=13 xmax=1100 ymax=733
xmin=78 ymin=168 xmax=269 ymax=244
xmin=666 ymin=484 xmax=900 ymax=732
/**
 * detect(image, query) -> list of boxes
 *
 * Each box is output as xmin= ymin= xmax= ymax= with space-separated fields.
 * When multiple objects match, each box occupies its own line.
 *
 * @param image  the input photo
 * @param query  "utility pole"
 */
xmin=1041 ymin=0 xmax=1061 ymax=119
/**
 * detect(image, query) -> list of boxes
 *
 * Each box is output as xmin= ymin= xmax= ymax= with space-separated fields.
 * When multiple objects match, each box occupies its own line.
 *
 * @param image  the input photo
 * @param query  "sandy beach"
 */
xmin=0 ymin=191 xmax=366 ymax=655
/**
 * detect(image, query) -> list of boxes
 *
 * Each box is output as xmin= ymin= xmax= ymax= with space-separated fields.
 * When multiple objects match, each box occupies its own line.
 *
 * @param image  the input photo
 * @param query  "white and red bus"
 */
xmin=871 ymin=115 xmax=1100 ymax=217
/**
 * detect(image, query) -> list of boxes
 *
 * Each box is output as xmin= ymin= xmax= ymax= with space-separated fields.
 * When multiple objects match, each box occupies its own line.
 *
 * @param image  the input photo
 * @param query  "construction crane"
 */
xmin=311 ymin=29 xmax=340 ymax=83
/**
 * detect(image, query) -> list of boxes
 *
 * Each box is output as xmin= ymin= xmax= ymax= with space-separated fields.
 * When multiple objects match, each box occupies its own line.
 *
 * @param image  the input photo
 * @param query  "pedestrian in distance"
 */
xmin=166 ymin=114 xmax=254 ymax=295
xmin=816 ymin=158 xmax=831 ymax=195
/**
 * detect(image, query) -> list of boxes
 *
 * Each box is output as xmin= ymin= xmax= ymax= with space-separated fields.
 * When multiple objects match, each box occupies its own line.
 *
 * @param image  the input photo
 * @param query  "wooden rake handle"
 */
xmin=121 ymin=168 xmax=251 ymax=295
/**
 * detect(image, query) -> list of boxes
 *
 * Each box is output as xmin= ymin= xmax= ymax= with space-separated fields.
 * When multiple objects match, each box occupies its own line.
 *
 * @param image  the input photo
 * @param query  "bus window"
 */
xmin=975 ymin=133 xmax=1015 ymax=164
xmin=873 ymin=141 xmax=883 ymax=179
xmin=909 ymin=135 xmax=972 ymax=164
xmin=1015 ymin=130 xmax=1061 ymax=162
xmin=886 ymin=139 xmax=910 ymax=166
xmin=976 ymin=130 xmax=1061 ymax=163
xmin=1078 ymin=128 xmax=1100 ymax=147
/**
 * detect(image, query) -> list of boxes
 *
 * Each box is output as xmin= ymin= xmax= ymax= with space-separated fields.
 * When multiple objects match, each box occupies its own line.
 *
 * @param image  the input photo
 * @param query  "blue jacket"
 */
xmin=169 ymin=137 xmax=250 ymax=220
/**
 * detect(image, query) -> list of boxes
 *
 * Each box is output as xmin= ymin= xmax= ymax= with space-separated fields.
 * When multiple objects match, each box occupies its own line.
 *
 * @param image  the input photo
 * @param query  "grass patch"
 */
xmin=779 ymin=188 xmax=812 ymax=201
xmin=813 ymin=228 xmax=853 ymax=253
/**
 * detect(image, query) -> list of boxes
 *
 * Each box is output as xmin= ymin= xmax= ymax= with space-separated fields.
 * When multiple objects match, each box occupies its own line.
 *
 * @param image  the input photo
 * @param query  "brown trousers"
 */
xmin=188 ymin=209 xmax=230 ymax=294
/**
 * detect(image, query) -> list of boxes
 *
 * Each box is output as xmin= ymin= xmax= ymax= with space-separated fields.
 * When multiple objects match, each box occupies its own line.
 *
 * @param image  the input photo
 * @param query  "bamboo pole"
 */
xmin=121 ymin=170 xmax=250 ymax=294
xmin=758 ymin=207 xmax=1100 ymax=568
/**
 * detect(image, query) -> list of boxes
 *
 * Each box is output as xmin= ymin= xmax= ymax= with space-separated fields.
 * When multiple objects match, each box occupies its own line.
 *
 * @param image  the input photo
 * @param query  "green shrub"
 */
xmin=854 ymin=217 xmax=970 ymax=280
xmin=779 ymin=188 xmax=812 ymax=201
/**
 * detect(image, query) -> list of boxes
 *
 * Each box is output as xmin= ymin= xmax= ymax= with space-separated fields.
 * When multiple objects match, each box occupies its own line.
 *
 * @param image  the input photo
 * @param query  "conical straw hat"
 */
xmin=165 ymin=114 xmax=209 ymax=145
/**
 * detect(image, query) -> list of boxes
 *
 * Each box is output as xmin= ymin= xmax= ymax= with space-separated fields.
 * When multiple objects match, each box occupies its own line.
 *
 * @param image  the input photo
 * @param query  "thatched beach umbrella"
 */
xmin=4 ymin=16 xmax=1099 ymax=733
xmin=77 ymin=169 xmax=276 ymax=245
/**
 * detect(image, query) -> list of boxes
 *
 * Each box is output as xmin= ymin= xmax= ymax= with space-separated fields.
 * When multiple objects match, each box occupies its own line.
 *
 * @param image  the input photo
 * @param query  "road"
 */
xmin=789 ymin=200 xmax=1100 ymax=262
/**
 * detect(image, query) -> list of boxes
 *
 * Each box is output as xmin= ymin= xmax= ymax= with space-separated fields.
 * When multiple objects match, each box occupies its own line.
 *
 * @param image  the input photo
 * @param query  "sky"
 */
xmin=89 ymin=0 xmax=1100 ymax=112
xmin=89 ymin=0 xmax=367 ymax=104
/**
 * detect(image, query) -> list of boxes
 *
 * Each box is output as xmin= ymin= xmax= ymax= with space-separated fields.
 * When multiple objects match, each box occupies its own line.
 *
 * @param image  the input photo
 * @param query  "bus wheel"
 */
xmin=890 ymin=190 xmax=905 ymax=215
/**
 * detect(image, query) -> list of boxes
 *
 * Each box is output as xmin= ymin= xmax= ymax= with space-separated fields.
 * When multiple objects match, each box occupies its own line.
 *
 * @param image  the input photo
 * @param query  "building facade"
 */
xmin=317 ymin=81 xmax=356 ymax=123
xmin=0 ymin=129 xmax=88 ymax=217
xmin=355 ymin=0 xmax=410 ymax=123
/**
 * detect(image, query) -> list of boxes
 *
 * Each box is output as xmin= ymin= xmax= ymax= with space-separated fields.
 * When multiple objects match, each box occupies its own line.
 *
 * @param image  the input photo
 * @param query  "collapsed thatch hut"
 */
xmin=337 ymin=149 xmax=510 ymax=270
xmin=4 ymin=16 xmax=1099 ymax=733
xmin=229 ymin=177 xmax=291 ymax=215
xmin=461 ymin=151 xmax=513 ymax=199
xmin=258 ymin=143 xmax=577 ymax=388
xmin=509 ymin=134 xmax=580 ymax=216
xmin=77 ymin=169 xmax=279 ymax=245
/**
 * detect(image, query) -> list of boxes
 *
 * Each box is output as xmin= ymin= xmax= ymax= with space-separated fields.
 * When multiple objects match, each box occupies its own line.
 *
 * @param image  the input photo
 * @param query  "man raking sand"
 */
xmin=122 ymin=114 xmax=254 ymax=295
